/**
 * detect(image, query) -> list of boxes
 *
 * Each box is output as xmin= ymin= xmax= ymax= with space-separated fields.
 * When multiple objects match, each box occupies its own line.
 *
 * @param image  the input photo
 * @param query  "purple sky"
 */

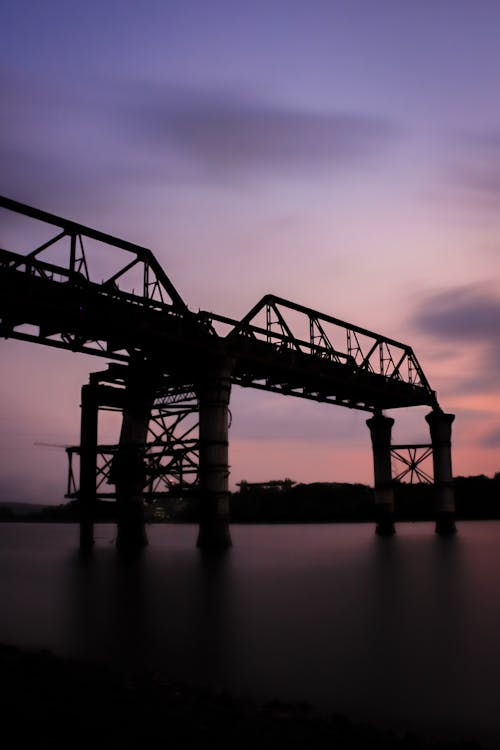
xmin=1 ymin=1 xmax=500 ymax=503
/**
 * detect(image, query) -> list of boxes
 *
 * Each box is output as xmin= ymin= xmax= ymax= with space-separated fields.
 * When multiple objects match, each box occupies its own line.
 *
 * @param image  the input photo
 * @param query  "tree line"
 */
xmin=2 ymin=473 xmax=499 ymax=523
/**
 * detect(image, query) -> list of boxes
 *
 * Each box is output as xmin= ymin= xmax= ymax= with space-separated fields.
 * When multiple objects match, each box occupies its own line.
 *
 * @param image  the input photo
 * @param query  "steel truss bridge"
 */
xmin=0 ymin=196 xmax=455 ymax=548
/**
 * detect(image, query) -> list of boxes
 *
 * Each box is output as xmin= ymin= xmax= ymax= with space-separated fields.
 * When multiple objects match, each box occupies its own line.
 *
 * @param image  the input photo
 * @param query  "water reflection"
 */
xmin=1 ymin=522 xmax=500 ymax=746
xmin=63 ymin=533 xmax=239 ymax=689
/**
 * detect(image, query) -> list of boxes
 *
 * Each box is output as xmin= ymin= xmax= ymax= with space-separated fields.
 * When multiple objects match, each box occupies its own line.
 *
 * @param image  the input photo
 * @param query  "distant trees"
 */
xmin=1 ymin=473 xmax=499 ymax=523
xmin=0 ymin=506 xmax=14 ymax=520
xmin=231 ymin=475 xmax=500 ymax=523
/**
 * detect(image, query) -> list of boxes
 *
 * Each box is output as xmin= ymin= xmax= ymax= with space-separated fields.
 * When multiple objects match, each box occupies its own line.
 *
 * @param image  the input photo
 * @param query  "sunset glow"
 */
xmin=1 ymin=1 xmax=500 ymax=502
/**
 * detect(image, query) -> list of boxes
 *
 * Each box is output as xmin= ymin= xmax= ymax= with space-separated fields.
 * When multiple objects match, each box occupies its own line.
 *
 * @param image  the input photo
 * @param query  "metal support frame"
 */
xmin=391 ymin=444 xmax=433 ymax=484
xmin=391 ymin=429 xmax=457 ymax=534
xmin=67 ymin=370 xmax=201 ymax=537
xmin=0 ymin=196 xmax=456 ymax=549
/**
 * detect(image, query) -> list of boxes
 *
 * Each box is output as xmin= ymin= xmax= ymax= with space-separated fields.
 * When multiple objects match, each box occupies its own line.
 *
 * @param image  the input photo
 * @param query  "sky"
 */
xmin=1 ymin=0 xmax=500 ymax=503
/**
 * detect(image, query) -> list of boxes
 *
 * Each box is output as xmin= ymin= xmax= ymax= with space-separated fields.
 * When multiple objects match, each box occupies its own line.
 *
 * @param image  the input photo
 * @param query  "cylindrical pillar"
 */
xmin=425 ymin=410 xmax=456 ymax=535
xmin=197 ymin=360 xmax=233 ymax=549
xmin=366 ymin=413 xmax=395 ymax=536
xmin=114 ymin=372 xmax=154 ymax=552
xmin=79 ymin=384 xmax=98 ymax=551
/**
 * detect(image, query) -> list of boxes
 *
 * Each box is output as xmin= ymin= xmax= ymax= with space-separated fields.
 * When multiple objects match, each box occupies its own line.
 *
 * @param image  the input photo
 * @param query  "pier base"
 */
xmin=367 ymin=413 xmax=395 ymax=536
xmin=426 ymin=410 xmax=456 ymax=536
xmin=197 ymin=360 xmax=233 ymax=550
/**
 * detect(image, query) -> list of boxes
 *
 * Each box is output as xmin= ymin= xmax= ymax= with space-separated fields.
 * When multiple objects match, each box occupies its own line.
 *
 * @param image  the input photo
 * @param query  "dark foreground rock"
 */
xmin=0 ymin=643 xmax=485 ymax=749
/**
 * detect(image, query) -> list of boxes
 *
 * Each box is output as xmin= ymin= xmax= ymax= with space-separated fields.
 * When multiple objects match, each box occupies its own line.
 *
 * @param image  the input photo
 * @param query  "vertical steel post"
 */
xmin=425 ymin=410 xmax=456 ymax=535
xmin=366 ymin=413 xmax=395 ymax=536
xmin=197 ymin=359 xmax=233 ymax=549
xmin=79 ymin=383 xmax=98 ymax=550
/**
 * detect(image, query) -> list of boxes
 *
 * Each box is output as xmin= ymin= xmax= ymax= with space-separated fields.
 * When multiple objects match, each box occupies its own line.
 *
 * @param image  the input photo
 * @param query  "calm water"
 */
xmin=2 ymin=521 xmax=500 ymax=745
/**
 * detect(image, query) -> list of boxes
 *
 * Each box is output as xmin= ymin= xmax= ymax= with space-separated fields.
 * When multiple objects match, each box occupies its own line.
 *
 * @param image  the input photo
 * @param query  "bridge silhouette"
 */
xmin=0 ymin=196 xmax=456 ymax=550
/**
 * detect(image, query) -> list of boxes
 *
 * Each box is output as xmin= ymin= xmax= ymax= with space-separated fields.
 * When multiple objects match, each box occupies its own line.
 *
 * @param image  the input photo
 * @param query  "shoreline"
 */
xmin=1 ymin=643 xmax=488 ymax=749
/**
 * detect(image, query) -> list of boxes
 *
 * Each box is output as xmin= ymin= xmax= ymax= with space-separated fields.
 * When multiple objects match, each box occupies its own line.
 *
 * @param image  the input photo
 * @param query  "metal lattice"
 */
xmin=391 ymin=444 xmax=433 ymax=484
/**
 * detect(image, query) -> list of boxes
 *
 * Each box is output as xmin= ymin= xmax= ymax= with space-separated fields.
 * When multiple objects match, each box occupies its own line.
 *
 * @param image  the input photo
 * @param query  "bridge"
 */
xmin=0 ymin=196 xmax=456 ymax=550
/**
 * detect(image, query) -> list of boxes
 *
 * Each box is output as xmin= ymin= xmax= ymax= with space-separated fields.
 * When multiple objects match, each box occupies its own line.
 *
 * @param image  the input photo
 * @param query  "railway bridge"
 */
xmin=0 ymin=196 xmax=455 ymax=550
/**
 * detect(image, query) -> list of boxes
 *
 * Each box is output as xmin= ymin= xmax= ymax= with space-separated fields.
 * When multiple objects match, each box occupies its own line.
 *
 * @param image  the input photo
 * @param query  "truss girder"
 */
xmin=228 ymin=294 xmax=433 ymax=392
xmin=0 ymin=195 xmax=187 ymax=310
xmin=1 ymin=196 xmax=437 ymax=413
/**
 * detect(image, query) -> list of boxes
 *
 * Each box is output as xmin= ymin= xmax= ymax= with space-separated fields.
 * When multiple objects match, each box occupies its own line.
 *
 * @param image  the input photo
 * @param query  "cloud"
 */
xmin=481 ymin=425 xmax=500 ymax=448
xmin=121 ymin=85 xmax=399 ymax=182
xmin=413 ymin=284 xmax=500 ymax=340
xmin=0 ymin=69 xmax=400 ymax=212
xmin=445 ymin=131 xmax=500 ymax=208
xmin=0 ymin=71 xmax=123 ymax=213
xmin=411 ymin=284 xmax=500 ymax=395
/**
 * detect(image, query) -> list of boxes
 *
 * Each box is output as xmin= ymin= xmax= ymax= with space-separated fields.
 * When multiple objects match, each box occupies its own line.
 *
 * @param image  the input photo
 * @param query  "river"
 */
xmin=1 ymin=521 xmax=500 ymax=745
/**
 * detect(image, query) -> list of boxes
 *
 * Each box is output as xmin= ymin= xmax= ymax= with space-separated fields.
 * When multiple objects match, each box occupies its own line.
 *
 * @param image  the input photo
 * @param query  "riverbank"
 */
xmin=1 ymin=643 xmax=485 ymax=749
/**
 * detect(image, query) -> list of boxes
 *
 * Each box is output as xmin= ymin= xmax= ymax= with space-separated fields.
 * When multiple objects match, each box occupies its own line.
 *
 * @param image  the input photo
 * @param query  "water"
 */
xmin=1 ymin=521 xmax=500 ymax=745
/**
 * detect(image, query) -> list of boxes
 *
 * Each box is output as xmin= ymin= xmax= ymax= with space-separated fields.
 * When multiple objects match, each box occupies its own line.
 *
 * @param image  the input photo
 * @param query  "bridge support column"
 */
xmin=79 ymin=384 xmax=98 ymax=551
xmin=367 ymin=413 xmax=395 ymax=536
xmin=426 ymin=410 xmax=456 ymax=535
xmin=197 ymin=360 xmax=233 ymax=550
xmin=114 ymin=372 xmax=154 ymax=552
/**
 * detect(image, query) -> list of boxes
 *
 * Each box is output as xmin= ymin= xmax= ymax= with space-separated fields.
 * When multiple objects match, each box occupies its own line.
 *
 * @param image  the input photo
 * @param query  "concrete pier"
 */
xmin=426 ymin=410 xmax=456 ymax=535
xmin=114 ymin=373 xmax=154 ymax=551
xmin=79 ymin=384 xmax=98 ymax=551
xmin=367 ymin=413 xmax=395 ymax=536
xmin=197 ymin=360 xmax=233 ymax=549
